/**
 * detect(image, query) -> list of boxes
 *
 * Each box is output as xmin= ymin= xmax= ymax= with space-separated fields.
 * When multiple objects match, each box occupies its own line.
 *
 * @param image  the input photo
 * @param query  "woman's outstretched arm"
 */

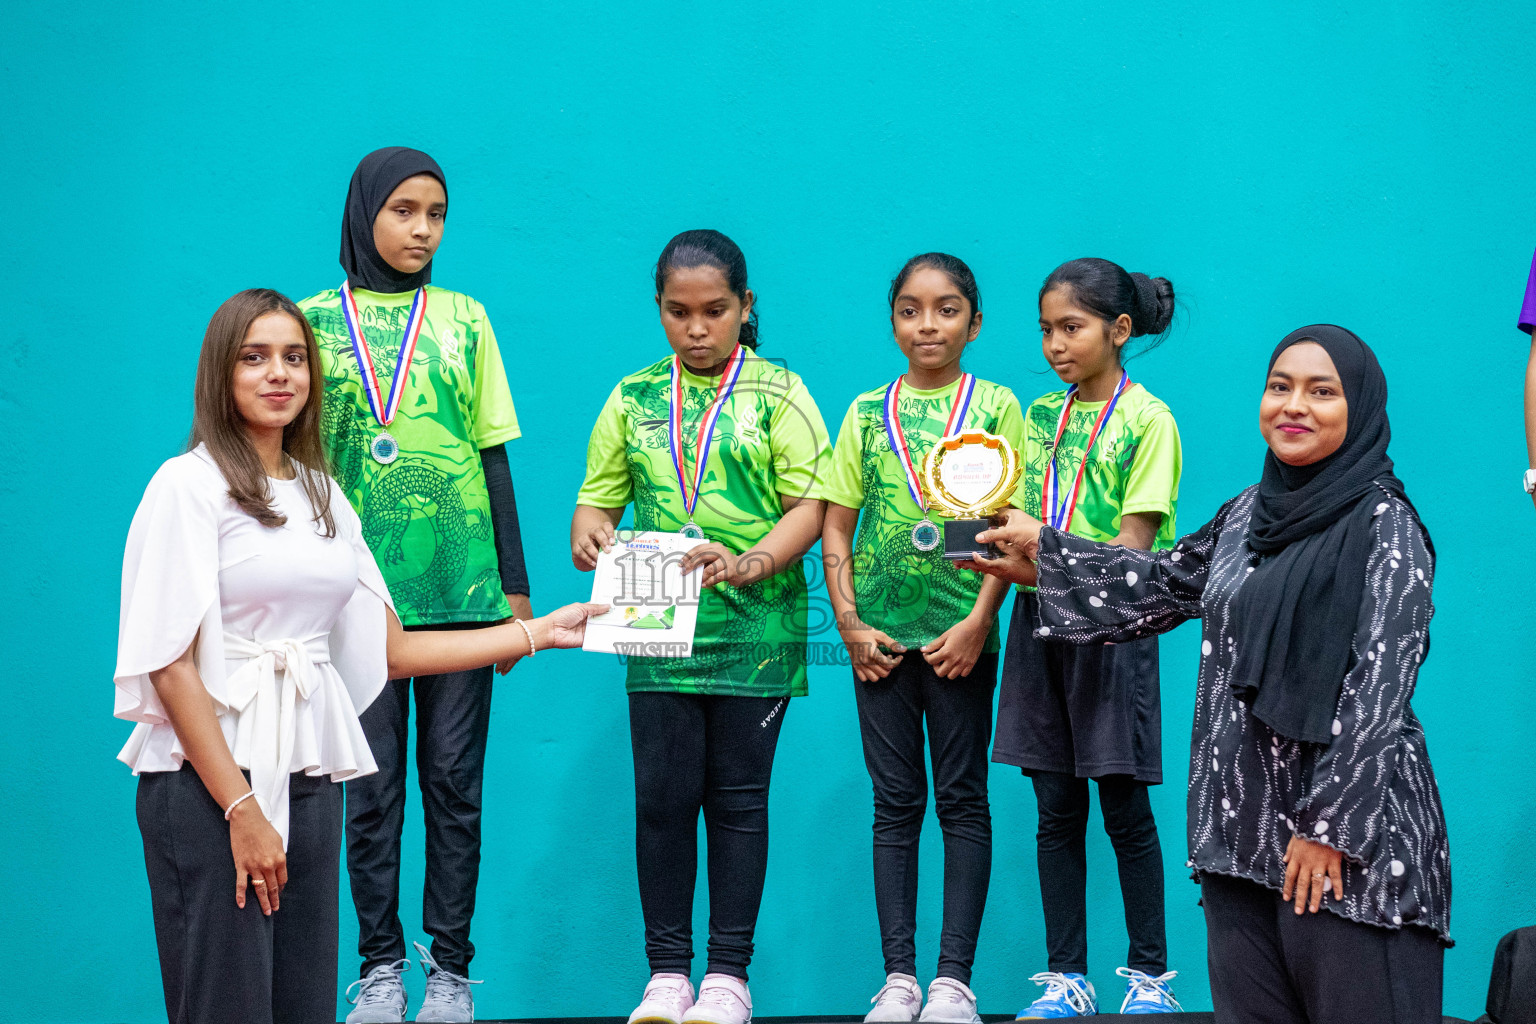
xmin=965 ymin=496 xmax=1243 ymax=645
xmin=385 ymin=601 xmax=606 ymax=679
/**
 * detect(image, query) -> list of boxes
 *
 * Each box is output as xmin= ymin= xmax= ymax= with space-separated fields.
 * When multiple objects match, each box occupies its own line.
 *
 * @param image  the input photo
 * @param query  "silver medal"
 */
xmin=680 ymin=521 xmax=705 ymax=540
xmin=911 ymin=518 xmax=940 ymax=552
xmin=369 ymin=431 xmax=400 ymax=465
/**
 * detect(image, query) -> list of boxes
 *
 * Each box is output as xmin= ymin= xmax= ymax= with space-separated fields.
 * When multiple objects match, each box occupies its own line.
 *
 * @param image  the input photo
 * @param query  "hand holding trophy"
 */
xmin=921 ymin=429 xmax=1022 ymax=560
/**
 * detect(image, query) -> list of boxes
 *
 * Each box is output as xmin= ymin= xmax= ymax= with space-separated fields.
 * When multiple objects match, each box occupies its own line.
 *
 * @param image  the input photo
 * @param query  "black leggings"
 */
xmin=1201 ymin=872 xmax=1443 ymax=1023
xmin=629 ymin=691 xmax=789 ymax=981
xmin=855 ymin=651 xmax=996 ymax=985
xmin=346 ymin=654 xmax=493 ymax=978
xmin=1031 ymin=770 xmax=1166 ymax=975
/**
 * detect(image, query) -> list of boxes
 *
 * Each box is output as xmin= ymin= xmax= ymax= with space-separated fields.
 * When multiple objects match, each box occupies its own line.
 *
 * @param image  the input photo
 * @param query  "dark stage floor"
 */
xmin=459 ymin=1015 xmax=1479 ymax=1023
xmin=464 ymin=1015 xmax=1220 ymax=1023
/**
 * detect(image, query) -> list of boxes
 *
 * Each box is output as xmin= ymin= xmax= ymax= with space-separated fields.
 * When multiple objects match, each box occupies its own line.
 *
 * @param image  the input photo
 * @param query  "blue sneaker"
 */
xmin=1116 ymin=969 xmax=1182 ymax=1014
xmin=1017 ymin=972 xmax=1097 ymax=1018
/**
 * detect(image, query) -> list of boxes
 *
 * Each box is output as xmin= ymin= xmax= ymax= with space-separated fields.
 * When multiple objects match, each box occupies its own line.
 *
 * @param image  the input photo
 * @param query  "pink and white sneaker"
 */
xmin=918 ymin=977 xmax=982 ymax=1024
xmin=682 ymin=973 xmax=753 ymax=1024
xmin=865 ymin=972 xmax=923 ymax=1021
xmin=628 ymin=973 xmax=695 ymax=1024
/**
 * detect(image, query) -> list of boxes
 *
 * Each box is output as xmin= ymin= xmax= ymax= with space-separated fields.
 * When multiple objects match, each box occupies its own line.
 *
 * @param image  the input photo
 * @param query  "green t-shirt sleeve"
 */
xmin=1120 ymin=407 xmax=1181 ymax=518
xmin=576 ymin=382 xmax=633 ymax=508
xmin=995 ymin=390 xmax=1026 ymax=449
xmin=1011 ymin=399 xmax=1044 ymax=512
xmin=820 ymin=399 xmax=866 ymax=509
xmin=769 ymin=375 xmax=832 ymax=502
xmin=471 ymin=315 xmax=521 ymax=448
xmin=995 ymin=390 xmax=1027 ymax=498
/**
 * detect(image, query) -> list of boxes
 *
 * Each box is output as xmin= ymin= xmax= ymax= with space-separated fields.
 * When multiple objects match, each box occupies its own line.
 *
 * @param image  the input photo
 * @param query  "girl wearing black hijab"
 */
xmin=964 ymin=326 xmax=1450 ymax=1023
xmin=298 ymin=147 xmax=531 ymax=1024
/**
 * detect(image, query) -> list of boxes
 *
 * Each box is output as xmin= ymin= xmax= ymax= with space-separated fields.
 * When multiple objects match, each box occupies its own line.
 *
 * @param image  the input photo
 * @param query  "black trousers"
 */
xmin=346 ymin=656 xmax=493 ymax=977
xmin=854 ymin=651 xmax=997 ymax=986
xmin=1031 ymin=770 xmax=1166 ymax=975
xmin=1201 ymin=873 xmax=1444 ymax=1024
xmin=629 ymin=691 xmax=789 ymax=981
xmin=138 ymin=766 xmax=341 ymax=1024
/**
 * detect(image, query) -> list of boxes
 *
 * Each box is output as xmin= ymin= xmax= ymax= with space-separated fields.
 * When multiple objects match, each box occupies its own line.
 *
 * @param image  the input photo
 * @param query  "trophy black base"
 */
xmin=943 ymin=518 xmax=998 ymax=561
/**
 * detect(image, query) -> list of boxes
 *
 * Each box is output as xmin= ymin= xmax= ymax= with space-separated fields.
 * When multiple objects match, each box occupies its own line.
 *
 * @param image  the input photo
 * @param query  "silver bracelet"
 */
xmin=513 ymin=618 xmax=537 ymax=656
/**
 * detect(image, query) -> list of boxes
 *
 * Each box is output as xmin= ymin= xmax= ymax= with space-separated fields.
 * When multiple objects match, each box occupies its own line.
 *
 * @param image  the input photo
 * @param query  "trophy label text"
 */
xmin=938 ymin=453 xmax=1005 ymax=506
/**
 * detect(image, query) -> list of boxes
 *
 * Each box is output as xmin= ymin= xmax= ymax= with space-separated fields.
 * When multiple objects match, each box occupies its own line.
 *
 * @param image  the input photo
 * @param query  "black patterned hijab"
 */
xmin=1229 ymin=325 xmax=1428 ymax=743
xmin=339 ymin=147 xmax=446 ymax=293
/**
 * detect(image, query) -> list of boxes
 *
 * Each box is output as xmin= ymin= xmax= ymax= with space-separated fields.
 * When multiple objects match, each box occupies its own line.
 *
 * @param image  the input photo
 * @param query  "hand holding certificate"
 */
xmin=583 ymin=531 xmax=704 ymax=658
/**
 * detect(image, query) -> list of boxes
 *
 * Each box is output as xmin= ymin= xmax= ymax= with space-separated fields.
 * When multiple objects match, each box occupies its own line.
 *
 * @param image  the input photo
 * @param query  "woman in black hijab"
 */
xmin=966 ymin=326 xmax=1450 ymax=1023
xmin=298 ymin=147 xmax=532 ymax=1024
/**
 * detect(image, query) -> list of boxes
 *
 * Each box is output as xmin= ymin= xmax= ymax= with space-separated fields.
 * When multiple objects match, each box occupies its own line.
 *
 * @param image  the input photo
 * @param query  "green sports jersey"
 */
xmin=301 ymin=285 xmax=520 ymax=626
xmin=1014 ymin=383 xmax=1182 ymax=558
xmin=577 ymin=351 xmax=832 ymax=697
xmin=822 ymin=375 xmax=1025 ymax=653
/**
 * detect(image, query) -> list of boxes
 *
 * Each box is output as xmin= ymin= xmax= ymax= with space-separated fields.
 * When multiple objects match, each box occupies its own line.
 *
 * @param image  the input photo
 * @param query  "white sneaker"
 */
xmin=682 ymin=973 xmax=753 ymax=1024
xmin=628 ymin=973 xmax=696 ymax=1024
xmin=865 ymin=972 xmax=923 ymax=1022
xmin=345 ymin=959 xmax=410 ymax=1023
xmin=918 ymin=976 xmax=982 ymax=1024
xmin=412 ymin=941 xmax=482 ymax=1023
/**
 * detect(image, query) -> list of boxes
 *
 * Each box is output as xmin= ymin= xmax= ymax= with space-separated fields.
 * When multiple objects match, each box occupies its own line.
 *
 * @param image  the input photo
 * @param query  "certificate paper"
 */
xmin=583 ymin=531 xmax=703 ymax=658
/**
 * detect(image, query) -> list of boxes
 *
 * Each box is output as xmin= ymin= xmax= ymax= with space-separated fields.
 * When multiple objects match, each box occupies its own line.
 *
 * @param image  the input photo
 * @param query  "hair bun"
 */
xmin=1128 ymin=273 xmax=1174 ymax=337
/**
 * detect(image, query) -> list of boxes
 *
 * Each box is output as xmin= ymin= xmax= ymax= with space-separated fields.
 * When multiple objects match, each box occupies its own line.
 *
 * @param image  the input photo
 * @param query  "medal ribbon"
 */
xmin=1042 ymin=371 xmax=1130 ymax=531
xmin=882 ymin=373 xmax=976 ymax=514
xmin=669 ymin=345 xmax=748 ymax=523
xmin=340 ymin=282 xmax=428 ymax=427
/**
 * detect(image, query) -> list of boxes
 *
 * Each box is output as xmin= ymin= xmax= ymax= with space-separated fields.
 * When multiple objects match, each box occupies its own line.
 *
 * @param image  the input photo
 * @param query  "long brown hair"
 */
xmin=188 ymin=289 xmax=336 ymax=537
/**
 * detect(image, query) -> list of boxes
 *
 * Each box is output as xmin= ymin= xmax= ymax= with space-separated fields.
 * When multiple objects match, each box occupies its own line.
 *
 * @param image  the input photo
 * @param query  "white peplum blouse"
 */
xmin=115 ymin=445 xmax=392 ymax=848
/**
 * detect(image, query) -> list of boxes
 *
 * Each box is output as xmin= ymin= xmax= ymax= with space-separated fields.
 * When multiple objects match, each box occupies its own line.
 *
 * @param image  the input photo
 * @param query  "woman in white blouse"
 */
xmin=115 ymin=288 xmax=600 ymax=1024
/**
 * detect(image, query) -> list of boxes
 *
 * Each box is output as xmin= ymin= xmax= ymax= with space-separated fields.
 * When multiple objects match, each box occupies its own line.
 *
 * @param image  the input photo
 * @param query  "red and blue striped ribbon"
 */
xmin=1042 ymin=371 xmax=1130 ymax=531
xmin=669 ymin=345 xmax=748 ymax=523
xmin=339 ymin=282 xmax=427 ymax=427
xmin=882 ymin=372 xmax=975 ymax=514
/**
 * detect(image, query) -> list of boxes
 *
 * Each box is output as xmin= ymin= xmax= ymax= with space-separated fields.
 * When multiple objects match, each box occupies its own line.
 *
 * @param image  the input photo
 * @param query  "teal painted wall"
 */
xmin=5 ymin=2 xmax=1533 ymax=1019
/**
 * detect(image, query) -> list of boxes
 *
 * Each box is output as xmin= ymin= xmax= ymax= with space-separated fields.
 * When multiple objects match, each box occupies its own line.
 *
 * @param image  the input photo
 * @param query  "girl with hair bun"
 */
xmin=572 ymin=229 xmax=831 ymax=1024
xmin=992 ymin=258 xmax=1185 ymax=1017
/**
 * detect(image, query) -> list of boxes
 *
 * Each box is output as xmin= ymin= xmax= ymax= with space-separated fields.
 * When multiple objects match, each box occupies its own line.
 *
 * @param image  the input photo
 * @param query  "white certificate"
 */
xmin=583 ymin=531 xmax=704 ymax=658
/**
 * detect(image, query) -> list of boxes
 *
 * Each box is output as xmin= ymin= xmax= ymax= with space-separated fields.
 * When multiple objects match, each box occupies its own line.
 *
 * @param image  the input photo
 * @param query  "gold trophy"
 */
xmin=920 ymin=430 xmax=1023 ymax=560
